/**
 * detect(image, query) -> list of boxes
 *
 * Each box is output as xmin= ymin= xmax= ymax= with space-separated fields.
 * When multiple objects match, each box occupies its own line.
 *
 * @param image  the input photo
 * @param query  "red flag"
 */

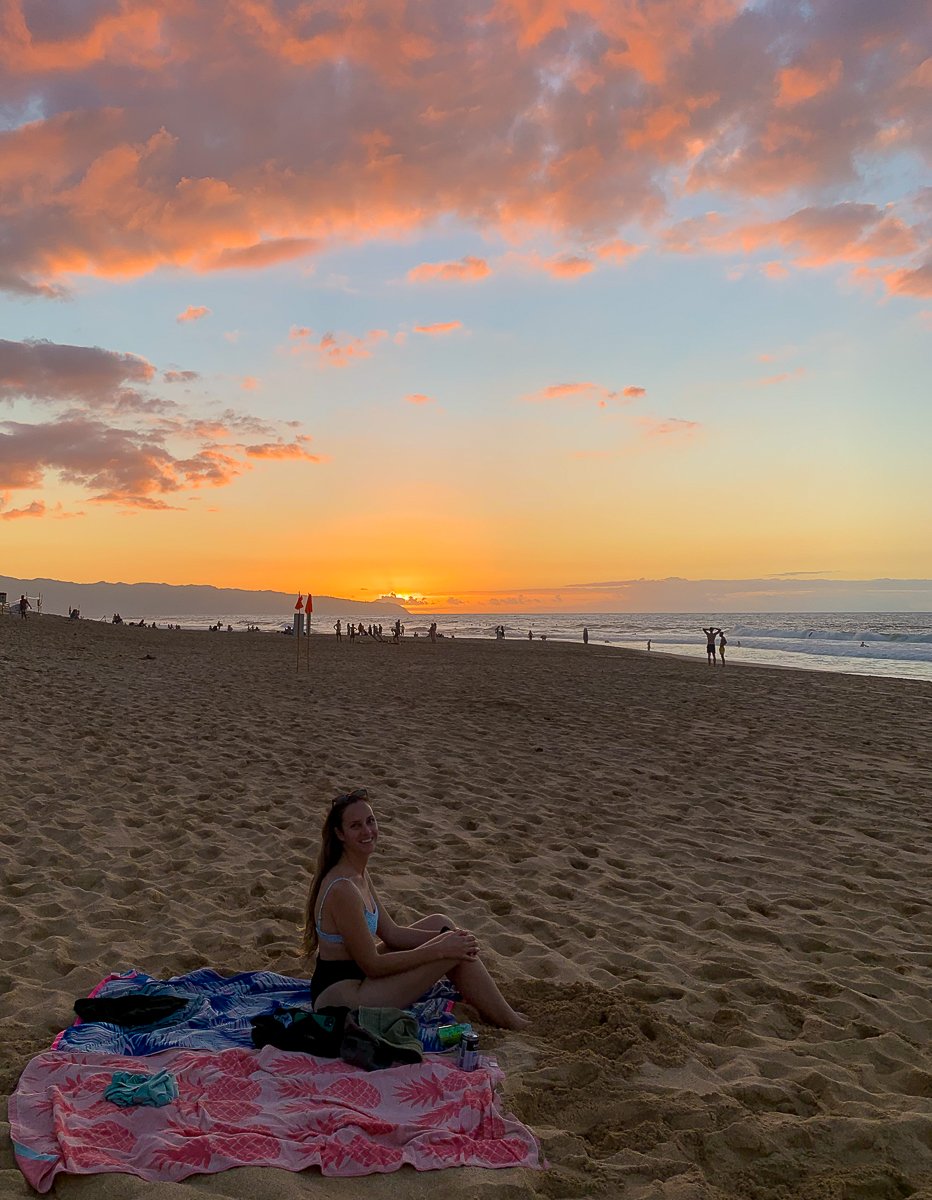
xmin=294 ymin=594 xmax=304 ymax=611
xmin=306 ymin=594 xmax=313 ymax=613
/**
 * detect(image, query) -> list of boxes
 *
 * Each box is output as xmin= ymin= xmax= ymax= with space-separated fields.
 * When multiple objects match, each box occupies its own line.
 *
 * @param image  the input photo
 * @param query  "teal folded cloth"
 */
xmin=356 ymin=1007 xmax=424 ymax=1064
xmin=104 ymin=1069 xmax=178 ymax=1108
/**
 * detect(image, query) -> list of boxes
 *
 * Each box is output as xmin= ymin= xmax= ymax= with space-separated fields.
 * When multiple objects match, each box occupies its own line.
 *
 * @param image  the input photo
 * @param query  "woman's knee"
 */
xmin=413 ymin=913 xmax=454 ymax=931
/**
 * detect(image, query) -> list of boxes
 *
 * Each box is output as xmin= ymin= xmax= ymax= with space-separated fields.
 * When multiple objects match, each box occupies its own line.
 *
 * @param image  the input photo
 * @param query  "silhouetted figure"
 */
xmin=334 ymin=620 xmax=342 ymax=640
xmin=19 ymin=595 xmax=30 ymax=620
xmin=702 ymin=625 xmax=721 ymax=665
xmin=718 ymin=631 xmax=727 ymax=665
xmin=583 ymin=627 xmax=589 ymax=645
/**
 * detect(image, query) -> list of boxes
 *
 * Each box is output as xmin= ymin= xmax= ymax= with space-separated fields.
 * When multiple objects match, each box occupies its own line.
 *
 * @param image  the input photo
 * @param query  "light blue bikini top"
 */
xmin=315 ymin=877 xmax=379 ymax=944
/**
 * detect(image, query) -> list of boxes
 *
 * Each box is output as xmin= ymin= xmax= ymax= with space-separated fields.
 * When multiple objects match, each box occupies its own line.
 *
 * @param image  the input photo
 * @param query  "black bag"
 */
xmin=250 ymin=1005 xmax=349 ymax=1057
xmin=74 ymin=994 xmax=189 ymax=1028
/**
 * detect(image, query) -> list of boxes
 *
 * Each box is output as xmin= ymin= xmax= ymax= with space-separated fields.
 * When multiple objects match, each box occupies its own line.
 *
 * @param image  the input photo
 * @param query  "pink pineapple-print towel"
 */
xmin=10 ymin=1045 xmax=540 ymax=1191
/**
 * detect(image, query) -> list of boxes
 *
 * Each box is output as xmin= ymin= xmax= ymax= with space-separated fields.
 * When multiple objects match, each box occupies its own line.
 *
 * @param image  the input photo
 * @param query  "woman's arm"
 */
xmin=374 ymin=894 xmax=447 ymax=950
xmin=328 ymin=883 xmax=472 ymax=978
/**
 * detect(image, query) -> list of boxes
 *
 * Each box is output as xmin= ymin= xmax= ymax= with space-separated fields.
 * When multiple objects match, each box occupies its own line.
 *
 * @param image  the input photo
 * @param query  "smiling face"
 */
xmin=337 ymin=799 xmax=379 ymax=857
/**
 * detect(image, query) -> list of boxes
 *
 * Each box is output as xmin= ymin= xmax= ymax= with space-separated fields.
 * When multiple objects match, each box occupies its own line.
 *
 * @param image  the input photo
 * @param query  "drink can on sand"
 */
xmin=457 ymin=1032 xmax=480 ymax=1071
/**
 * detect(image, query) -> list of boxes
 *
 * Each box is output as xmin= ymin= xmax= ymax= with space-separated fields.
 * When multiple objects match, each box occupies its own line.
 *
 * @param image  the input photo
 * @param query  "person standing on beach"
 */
xmin=718 ymin=631 xmax=727 ymax=665
xmin=647 ymin=639 xmax=651 ymax=651
xmin=19 ymin=595 xmax=30 ymax=619
xmin=334 ymin=620 xmax=342 ymax=640
xmin=702 ymin=626 xmax=720 ymax=665
xmin=583 ymin=627 xmax=589 ymax=645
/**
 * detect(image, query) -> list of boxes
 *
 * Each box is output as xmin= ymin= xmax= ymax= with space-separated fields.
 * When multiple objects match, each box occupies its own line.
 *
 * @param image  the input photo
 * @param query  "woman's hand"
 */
xmin=434 ymin=928 xmax=479 ymax=961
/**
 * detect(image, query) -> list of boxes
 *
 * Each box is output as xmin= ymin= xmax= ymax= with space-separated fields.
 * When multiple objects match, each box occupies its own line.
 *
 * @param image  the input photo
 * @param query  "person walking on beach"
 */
xmin=702 ymin=625 xmax=720 ymax=665
xmin=304 ymin=788 xmax=528 ymax=1029
xmin=718 ymin=631 xmax=727 ymax=665
xmin=583 ymin=627 xmax=589 ymax=645
xmin=19 ymin=594 xmax=30 ymax=619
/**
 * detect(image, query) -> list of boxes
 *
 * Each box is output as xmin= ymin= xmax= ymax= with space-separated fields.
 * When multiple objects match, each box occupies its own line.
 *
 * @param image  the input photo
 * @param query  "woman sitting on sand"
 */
xmin=303 ymin=788 xmax=528 ymax=1029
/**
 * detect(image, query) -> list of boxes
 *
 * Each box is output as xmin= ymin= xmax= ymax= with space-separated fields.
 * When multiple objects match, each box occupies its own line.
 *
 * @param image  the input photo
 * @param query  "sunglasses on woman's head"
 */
xmin=332 ymin=787 xmax=369 ymax=806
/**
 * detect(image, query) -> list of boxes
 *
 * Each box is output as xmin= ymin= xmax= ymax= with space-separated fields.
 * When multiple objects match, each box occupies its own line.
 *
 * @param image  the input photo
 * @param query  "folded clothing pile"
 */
xmin=251 ymin=1005 xmax=424 ymax=1070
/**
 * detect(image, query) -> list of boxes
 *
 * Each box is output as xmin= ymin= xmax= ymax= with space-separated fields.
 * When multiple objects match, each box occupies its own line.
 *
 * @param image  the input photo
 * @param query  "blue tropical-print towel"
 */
xmin=53 ymin=968 xmax=458 ymax=1056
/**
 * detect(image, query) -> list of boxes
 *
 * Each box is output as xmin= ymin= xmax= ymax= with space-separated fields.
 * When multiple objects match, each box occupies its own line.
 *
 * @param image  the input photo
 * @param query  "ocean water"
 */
xmin=129 ymin=611 xmax=932 ymax=684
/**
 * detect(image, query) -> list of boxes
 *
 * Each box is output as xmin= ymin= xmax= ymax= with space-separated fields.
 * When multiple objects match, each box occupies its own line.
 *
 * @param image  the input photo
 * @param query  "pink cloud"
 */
xmin=639 ymin=417 xmax=702 ymax=438
xmin=596 ymin=240 xmax=643 ymax=264
xmin=162 ymin=369 xmax=199 ymax=383
xmin=207 ymin=237 xmax=319 ymax=270
xmin=669 ymin=204 xmax=918 ymax=268
xmin=761 ymin=261 xmax=790 ymax=279
xmin=775 ymin=59 xmax=843 ymax=108
xmin=301 ymin=330 xmax=388 ymax=368
xmin=0 ymin=2 xmax=926 ymax=300
xmin=242 ymin=436 xmax=322 ymax=461
xmin=543 ymin=255 xmax=593 ymax=278
xmin=407 ymin=256 xmax=490 ymax=283
xmin=176 ymin=306 xmax=211 ymax=323
xmin=880 ymin=261 xmax=932 ymax=298
xmin=405 ymin=393 xmax=433 ymax=404
xmin=735 ymin=205 xmax=917 ymax=267
xmin=413 ymin=321 xmax=463 ymax=335
xmin=528 ymin=382 xmax=646 ymax=405
xmin=0 ymin=499 xmax=45 ymax=520
xmin=757 ymin=368 xmax=806 ymax=386
xmin=240 ymin=376 xmax=260 ymax=390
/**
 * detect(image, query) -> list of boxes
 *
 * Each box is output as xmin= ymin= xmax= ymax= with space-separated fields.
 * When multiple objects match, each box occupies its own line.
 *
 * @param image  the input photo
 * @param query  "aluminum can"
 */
xmin=457 ymin=1032 xmax=480 ymax=1071
xmin=436 ymin=1023 xmax=471 ymax=1050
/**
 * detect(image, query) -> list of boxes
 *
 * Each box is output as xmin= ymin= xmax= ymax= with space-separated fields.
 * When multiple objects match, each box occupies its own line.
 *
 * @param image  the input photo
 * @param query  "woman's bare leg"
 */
xmin=315 ymin=959 xmax=457 ymax=1012
xmin=400 ymin=918 xmax=528 ymax=1027
xmin=447 ymin=957 xmax=529 ymax=1030
xmin=315 ymin=954 xmax=528 ymax=1029
xmin=408 ymin=913 xmax=453 ymax=932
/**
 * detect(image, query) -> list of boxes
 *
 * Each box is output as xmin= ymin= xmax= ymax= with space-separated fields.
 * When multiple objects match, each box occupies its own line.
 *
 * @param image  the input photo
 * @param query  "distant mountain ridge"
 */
xmin=0 ymin=575 xmax=411 ymax=619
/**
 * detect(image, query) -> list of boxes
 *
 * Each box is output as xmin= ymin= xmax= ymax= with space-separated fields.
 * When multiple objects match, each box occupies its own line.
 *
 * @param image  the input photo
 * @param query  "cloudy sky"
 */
xmin=1 ymin=0 xmax=929 ymax=611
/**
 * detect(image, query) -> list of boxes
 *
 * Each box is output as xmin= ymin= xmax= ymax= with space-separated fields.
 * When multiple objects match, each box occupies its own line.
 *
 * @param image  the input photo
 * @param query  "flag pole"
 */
xmin=305 ymin=592 xmax=312 ymax=672
xmin=294 ymin=594 xmax=304 ymax=671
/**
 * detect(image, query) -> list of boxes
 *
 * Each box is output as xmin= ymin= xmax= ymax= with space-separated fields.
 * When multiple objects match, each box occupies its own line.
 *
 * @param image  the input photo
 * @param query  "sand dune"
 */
xmin=1 ymin=615 xmax=931 ymax=1199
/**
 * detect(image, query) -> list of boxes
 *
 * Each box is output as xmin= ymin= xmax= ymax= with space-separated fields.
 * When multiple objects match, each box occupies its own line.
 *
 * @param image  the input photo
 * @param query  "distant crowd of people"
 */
xmin=333 ymin=619 xmax=404 ymax=642
xmin=331 ymin=619 xmax=452 ymax=644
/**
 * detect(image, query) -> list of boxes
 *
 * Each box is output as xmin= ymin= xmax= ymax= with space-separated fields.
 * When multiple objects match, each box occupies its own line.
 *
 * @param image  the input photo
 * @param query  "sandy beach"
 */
xmin=1 ymin=615 xmax=931 ymax=1199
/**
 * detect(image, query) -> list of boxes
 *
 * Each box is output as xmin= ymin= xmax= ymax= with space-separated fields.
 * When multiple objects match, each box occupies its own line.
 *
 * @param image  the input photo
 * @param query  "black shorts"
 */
xmin=312 ymin=957 xmax=366 ymax=1003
